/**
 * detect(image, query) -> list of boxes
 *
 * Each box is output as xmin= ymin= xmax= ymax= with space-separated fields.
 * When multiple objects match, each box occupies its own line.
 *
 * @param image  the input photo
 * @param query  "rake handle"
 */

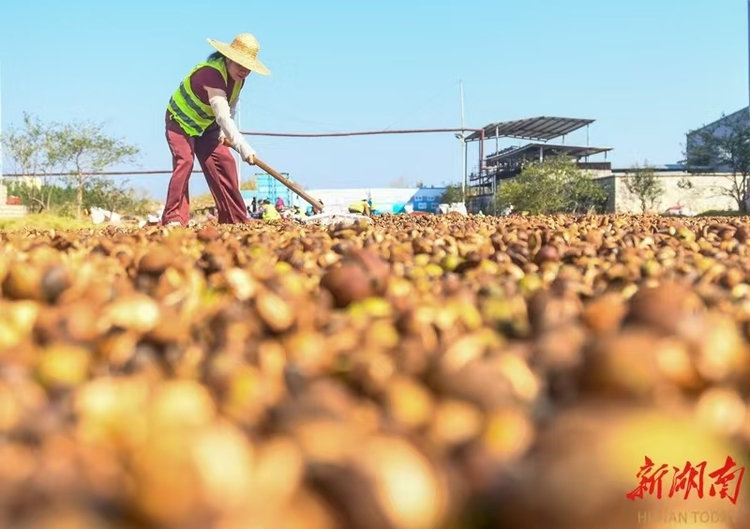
xmin=223 ymin=138 xmax=324 ymax=211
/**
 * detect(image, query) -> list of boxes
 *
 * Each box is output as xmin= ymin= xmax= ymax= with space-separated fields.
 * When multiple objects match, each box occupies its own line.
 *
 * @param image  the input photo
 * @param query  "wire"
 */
xmin=4 ymin=127 xmax=486 ymax=177
xmin=238 ymin=127 xmax=481 ymax=138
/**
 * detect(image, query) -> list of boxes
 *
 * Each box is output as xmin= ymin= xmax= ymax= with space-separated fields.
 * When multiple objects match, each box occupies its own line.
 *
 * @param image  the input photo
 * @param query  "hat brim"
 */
xmin=207 ymin=38 xmax=270 ymax=76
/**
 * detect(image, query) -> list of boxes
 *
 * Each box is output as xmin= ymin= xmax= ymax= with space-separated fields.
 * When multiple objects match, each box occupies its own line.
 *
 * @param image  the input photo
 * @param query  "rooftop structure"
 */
xmin=466 ymin=116 xmax=612 ymax=213
xmin=465 ymin=116 xmax=595 ymax=143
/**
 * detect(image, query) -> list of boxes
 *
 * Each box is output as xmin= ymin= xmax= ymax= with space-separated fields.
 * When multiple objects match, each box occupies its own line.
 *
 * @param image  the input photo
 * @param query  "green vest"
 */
xmin=167 ymin=58 xmax=243 ymax=137
xmin=348 ymin=201 xmax=366 ymax=213
xmin=262 ymin=204 xmax=281 ymax=220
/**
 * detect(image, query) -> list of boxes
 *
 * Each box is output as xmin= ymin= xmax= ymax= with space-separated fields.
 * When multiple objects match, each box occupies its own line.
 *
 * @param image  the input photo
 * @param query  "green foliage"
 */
xmin=47 ymin=121 xmax=140 ymax=219
xmin=1 ymin=113 xmax=142 ymax=219
xmin=1 ymin=113 xmax=59 ymax=211
xmin=439 ymin=183 xmax=464 ymax=204
xmin=0 ymin=213 xmax=94 ymax=231
xmin=1 ymin=113 xmax=52 ymax=174
xmin=623 ymin=163 xmax=665 ymax=213
xmin=5 ymin=178 xmax=152 ymax=217
xmin=495 ymin=156 xmax=608 ymax=215
xmin=239 ymin=178 xmax=257 ymax=191
xmin=685 ymin=112 xmax=750 ymax=212
xmin=697 ymin=210 xmax=749 ymax=217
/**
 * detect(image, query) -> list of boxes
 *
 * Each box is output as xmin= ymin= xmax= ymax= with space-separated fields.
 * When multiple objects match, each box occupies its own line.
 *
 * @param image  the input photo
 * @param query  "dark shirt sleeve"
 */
xmin=190 ymin=66 xmax=229 ymax=105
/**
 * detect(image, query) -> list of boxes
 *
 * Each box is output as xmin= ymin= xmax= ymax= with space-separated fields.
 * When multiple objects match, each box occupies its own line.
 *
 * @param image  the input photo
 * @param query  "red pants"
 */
xmin=162 ymin=113 xmax=249 ymax=225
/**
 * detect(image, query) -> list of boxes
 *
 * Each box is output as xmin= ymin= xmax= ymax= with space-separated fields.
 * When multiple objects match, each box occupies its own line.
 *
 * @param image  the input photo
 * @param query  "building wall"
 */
xmin=598 ymin=172 xmax=739 ymax=213
xmin=290 ymin=187 xmax=447 ymax=213
xmin=0 ymin=204 xmax=29 ymax=219
xmin=0 ymin=183 xmax=28 ymax=217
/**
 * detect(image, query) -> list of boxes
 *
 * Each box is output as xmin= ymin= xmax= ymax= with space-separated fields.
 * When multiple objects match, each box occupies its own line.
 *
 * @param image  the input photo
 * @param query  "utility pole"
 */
xmin=459 ymin=80 xmax=467 ymax=206
xmin=236 ymin=98 xmax=242 ymax=188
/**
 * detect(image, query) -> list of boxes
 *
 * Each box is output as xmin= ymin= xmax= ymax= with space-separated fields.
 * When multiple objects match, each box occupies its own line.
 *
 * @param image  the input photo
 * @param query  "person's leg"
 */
xmin=162 ymin=115 xmax=196 ymax=225
xmin=194 ymin=125 xmax=249 ymax=224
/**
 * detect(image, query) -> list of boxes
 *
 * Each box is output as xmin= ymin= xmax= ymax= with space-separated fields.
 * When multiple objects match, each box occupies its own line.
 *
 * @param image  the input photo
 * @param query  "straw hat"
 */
xmin=207 ymin=33 xmax=270 ymax=76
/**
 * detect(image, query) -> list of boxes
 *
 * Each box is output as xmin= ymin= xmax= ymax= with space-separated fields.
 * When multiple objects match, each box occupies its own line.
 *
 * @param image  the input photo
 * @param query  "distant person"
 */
xmin=261 ymin=199 xmax=281 ymax=220
xmin=251 ymin=196 xmax=257 ymax=213
xmin=276 ymin=197 xmax=285 ymax=211
xmin=348 ymin=199 xmax=371 ymax=216
xmin=161 ymin=33 xmax=270 ymax=226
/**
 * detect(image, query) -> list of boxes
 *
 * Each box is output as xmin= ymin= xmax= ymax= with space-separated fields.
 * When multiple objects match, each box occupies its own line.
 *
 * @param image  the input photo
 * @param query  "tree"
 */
xmin=496 ymin=156 xmax=608 ymax=215
xmin=623 ymin=163 xmax=665 ymax=213
xmin=239 ymin=178 xmax=257 ymax=190
xmin=48 ymin=121 xmax=140 ymax=219
xmin=82 ymin=178 xmax=152 ymax=215
xmin=389 ymin=176 xmax=411 ymax=188
xmin=6 ymin=177 xmax=153 ymax=218
xmin=685 ymin=111 xmax=750 ymax=212
xmin=439 ymin=183 xmax=464 ymax=203
xmin=0 ymin=112 xmax=57 ymax=212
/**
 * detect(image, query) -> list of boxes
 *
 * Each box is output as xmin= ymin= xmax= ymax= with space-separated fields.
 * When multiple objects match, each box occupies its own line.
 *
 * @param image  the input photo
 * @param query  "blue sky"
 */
xmin=1 ymin=0 xmax=748 ymax=201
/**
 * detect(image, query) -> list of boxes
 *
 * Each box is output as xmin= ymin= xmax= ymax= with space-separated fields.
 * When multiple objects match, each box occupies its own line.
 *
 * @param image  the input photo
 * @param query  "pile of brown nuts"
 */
xmin=0 ymin=213 xmax=749 ymax=529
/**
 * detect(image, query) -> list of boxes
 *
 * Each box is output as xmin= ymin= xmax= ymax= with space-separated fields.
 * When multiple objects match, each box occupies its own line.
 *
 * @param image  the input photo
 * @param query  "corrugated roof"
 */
xmin=465 ymin=116 xmax=595 ymax=142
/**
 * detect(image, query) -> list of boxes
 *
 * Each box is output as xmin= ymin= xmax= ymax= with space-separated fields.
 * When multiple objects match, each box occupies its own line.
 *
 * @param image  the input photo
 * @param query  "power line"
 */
xmin=238 ymin=127 xmax=482 ymax=138
xmin=3 ymin=127 xmax=487 ymax=177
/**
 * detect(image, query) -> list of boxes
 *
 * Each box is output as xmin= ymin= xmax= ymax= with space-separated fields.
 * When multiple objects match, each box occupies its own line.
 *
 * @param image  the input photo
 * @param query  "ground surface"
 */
xmin=0 ymin=213 xmax=749 ymax=529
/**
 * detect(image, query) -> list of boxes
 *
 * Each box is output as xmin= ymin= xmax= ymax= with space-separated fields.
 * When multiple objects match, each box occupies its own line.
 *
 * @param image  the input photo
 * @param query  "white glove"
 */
xmin=238 ymin=141 xmax=256 ymax=164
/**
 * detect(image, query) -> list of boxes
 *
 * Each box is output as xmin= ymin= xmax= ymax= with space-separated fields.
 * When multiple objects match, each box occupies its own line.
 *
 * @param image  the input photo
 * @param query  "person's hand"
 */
xmin=241 ymin=143 xmax=257 ymax=165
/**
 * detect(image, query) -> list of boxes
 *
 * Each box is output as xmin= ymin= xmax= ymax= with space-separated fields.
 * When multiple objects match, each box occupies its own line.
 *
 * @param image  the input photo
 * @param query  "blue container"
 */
xmin=255 ymin=173 xmax=295 ymax=206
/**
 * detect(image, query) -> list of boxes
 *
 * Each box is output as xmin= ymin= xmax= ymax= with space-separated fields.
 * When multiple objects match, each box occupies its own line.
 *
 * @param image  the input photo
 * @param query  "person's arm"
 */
xmin=217 ymin=100 xmax=237 ymax=142
xmin=205 ymin=86 xmax=255 ymax=163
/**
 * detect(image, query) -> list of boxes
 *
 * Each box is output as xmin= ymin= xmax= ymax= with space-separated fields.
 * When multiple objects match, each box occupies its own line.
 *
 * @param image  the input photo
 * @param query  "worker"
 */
xmin=261 ymin=199 xmax=281 ymax=221
xmin=161 ymin=33 xmax=270 ymax=226
xmin=348 ymin=199 xmax=371 ymax=216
